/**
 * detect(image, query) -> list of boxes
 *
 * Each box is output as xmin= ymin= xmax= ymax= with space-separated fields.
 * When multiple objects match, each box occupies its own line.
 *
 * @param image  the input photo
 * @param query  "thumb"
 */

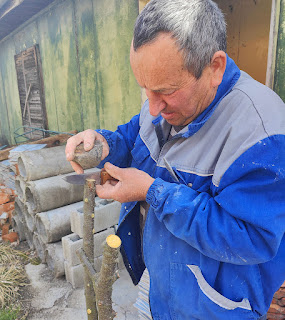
xmin=104 ymin=162 xmax=122 ymax=181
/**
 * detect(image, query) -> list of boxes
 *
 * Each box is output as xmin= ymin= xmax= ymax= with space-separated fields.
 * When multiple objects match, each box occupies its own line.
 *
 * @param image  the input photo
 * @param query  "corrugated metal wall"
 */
xmin=0 ymin=0 xmax=141 ymax=145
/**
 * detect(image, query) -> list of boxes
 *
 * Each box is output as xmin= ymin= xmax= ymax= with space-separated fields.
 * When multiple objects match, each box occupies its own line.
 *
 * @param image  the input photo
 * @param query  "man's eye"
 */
xmin=163 ymin=90 xmax=175 ymax=96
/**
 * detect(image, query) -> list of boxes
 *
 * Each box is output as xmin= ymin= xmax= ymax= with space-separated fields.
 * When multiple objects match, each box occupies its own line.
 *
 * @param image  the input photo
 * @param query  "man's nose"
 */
xmin=146 ymin=90 xmax=166 ymax=116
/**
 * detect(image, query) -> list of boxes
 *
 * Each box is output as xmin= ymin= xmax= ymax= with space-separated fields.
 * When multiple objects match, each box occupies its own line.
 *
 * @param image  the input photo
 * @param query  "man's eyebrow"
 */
xmin=136 ymin=81 xmax=178 ymax=92
xmin=152 ymin=87 xmax=177 ymax=93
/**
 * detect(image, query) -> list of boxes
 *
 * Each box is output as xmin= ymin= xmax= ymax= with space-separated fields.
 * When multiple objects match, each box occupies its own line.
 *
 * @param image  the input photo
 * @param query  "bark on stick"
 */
xmin=77 ymin=235 xmax=122 ymax=320
xmin=95 ymin=234 xmax=121 ymax=320
xmin=83 ymin=179 xmax=98 ymax=320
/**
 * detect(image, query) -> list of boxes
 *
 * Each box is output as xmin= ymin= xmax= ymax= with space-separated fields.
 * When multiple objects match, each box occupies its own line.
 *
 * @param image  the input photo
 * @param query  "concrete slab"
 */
xmin=25 ymin=262 xmax=139 ymax=320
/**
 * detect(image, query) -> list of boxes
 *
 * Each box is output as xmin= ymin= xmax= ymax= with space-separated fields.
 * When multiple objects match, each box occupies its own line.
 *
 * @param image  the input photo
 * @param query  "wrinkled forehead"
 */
xmin=130 ymin=35 xmax=193 ymax=90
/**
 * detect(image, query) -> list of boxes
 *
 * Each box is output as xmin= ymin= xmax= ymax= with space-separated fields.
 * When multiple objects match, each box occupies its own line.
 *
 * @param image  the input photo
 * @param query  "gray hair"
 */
xmin=133 ymin=0 xmax=227 ymax=78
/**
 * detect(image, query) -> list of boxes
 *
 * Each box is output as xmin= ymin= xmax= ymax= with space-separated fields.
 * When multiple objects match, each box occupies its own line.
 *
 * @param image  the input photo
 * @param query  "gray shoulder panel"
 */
xmin=138 ymin=72 xmax=285 ymax=187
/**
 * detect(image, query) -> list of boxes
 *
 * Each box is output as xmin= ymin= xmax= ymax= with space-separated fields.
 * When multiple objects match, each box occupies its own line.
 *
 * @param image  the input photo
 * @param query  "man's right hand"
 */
xmin=65 ymin=129 xmax=110 ymax=174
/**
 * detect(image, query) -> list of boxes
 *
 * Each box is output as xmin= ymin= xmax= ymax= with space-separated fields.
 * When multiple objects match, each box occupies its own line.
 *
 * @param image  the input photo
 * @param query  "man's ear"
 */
xmin=210 ymin=51 xmax=227 ymax=88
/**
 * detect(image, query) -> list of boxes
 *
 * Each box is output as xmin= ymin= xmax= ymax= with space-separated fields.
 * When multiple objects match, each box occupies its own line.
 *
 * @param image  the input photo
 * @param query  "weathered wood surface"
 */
xmin=0 ymin=0 xmax=141 ymax=145
xmin=274 ymin=0 xmax=285 ymax=101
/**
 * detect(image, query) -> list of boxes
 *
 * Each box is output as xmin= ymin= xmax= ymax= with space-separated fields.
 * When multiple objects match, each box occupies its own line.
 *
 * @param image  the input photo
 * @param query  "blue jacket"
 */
xmin=97 ymin=56 xmax=285 ymax=319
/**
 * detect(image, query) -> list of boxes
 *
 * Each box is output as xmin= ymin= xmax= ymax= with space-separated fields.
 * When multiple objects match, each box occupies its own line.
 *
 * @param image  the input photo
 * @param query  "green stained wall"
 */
xmin=274 ymin=0 xmax=285 ymax=101
xmin=0 ymin=0 xmax=140 ymax=145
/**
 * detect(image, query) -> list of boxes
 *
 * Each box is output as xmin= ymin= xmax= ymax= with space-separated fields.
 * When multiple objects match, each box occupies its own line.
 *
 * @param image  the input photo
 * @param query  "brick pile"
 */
xmin=0 ymin=184 xmax=17 ymax=242
xmin=268 ymin=282 xmax=285 ymax=320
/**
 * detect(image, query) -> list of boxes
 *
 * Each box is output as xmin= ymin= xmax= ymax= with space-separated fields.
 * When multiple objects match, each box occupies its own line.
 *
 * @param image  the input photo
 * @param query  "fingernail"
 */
xmin=85 ymin=142 xmax=91 ymax=149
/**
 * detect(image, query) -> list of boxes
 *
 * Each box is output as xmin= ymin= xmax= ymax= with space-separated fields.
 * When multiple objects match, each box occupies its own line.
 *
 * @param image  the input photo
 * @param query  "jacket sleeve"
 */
xmin=95 ymin=113 xmax=140 ymax=168
xmin=146 ymin=135 xmax=285 ymax=265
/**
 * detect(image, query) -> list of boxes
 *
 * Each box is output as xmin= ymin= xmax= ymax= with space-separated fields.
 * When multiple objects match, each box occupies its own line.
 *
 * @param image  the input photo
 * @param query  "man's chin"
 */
xmin=164 ymin=118 xmax=186 ymax=126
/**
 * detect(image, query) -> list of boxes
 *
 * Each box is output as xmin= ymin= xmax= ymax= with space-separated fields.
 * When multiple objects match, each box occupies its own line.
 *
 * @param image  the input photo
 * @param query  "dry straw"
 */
xmin=0 ymin=244 xmax=28 ymax=307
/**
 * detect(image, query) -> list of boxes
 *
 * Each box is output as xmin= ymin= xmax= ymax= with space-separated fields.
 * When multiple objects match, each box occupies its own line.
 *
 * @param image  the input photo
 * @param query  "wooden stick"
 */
xmin=95 ymin=235 xmax=121 ymax=320
xmin=82 ymin=178 xmax=98 ymax=320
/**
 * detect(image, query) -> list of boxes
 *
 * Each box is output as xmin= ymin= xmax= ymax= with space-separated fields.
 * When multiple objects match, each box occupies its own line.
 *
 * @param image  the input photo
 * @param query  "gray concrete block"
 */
xmin=64 ymin=261 xmax=84 ymax=289
xmin=94 ymin=256 xmax=103 ymax=272
xmin=15 ymin=176 xmax=26 ymax=202
xmin=70 ymin=198 xmax=121 ymax=238
xmin=25 ymin=203 xmax=36 ymax=232
xmin=33 ymin=232 xmax=47 ymax=263
xmin=62 ymin=228 xmax=115 ymax=266
xmin=94 ymin=251 xmax=125 ymax=273
xmin=62 ymin=233 xmax=82 ymax=266
xmin=11 ymin=215 xmax=26 ymax=241
xmin=14 ymin=197 xmax=25 ymax=220
xmin=93 ymin=228 xmax=115 ymax=257
xmin=45 ymin=242 xmax=65 ymax=278
xmin=65 ymin=249 xmax=125 ymax=288
xmin=118 ymin=252 xmax=125 ymax=271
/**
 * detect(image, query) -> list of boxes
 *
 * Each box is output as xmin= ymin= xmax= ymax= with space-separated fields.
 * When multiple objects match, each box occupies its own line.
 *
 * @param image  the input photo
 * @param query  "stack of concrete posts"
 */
xmin=13 ymin=145 xmax=88 ymax=277
xmin=62 ymin=197 xmax=122 ymax=288
xmin=13 ymin=144 xmax=124 ymax=284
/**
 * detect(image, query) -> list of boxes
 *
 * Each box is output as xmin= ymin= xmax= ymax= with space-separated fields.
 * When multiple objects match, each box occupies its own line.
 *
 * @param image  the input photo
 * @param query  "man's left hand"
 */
xmin=96 ymin=162 xmax=155 ymax=203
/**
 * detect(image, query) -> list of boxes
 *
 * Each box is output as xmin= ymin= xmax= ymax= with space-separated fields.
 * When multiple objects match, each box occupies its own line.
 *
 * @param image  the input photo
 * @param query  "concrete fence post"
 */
xmin=17 ymin=145 xmax=74 ymax=181
xmin=25 ymin=175 xmax=84 ymax=213
xmin=35 ymin=201 xmax=84 ymax=244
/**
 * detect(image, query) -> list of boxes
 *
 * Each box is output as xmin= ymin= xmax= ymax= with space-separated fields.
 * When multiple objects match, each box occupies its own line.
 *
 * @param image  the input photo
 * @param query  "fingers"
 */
xmin=70 ymin=161 xmax=84 ymax=174
xmin=96 ymin=181 xmax=119 ymax=201
xmin=66 ymin=129 xmax=97 ymax=159
xmin=103 ymin=162 xmax=122 ymax=181
xmin=82 ymin=129 xmax=98 ymax=151
xmin=65 ymin=129 xmax=110 ymax=167
xmin=96 ymin=164 xmax=155 ymax=203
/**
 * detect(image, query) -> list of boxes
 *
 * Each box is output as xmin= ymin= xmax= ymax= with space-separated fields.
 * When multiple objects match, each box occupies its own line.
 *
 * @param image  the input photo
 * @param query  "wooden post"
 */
xmin=78 ymin=179 xmax=121 ymax=320
xmin=82 ymin=178 xmax=98 ymax=320
xmin=266 ymin=0 xmax=281 ymax=89
xmin=95 ymin=235 xmax=121 ymax=319
xmin=77 ymin=235 xmax=121 ymax=320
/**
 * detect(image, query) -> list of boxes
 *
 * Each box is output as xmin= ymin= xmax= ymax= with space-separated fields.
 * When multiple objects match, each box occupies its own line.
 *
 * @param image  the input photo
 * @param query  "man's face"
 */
xmin=130 ymin=33 xmax=217 ymax=126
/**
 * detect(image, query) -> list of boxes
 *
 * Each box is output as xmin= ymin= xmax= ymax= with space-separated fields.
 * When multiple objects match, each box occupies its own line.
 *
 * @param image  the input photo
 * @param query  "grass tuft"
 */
xmin=0 ymin=305 xmax=21 ymax=320
xmin=0 ymin=264 xmax=27 ymax=308
xmin=0 ymin=244 xmax=28 ymax=265
xmin=0 ymin=243 xmax=28 ymax=309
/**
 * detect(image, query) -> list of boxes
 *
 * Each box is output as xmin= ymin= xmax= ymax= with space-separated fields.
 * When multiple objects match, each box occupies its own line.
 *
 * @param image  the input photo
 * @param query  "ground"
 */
xmin=6 ymin=241 xmax=139 ymax=320
xmin=23 ymin=263 xmax=139 ymax=320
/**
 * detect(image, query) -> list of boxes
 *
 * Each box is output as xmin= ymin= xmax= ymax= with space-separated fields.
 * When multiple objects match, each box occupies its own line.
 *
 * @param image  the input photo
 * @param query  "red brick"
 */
xmin=268 ymin=303 xmax=285 ymax=314
xmin=0 ymin=202 xmax=14 ymax=214
xmin=2 ymin=232 xmax=19 ymax=243
xmin=1 ymin=223 xmax=10 ymax=236
xmin=0 ymin=187 xmax=15 ymax=196
xmin=0 ymin=193 xmax=11 ymax=205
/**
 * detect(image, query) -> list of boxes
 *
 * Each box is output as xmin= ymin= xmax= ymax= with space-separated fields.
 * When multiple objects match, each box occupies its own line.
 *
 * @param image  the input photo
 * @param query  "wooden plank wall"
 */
xmin=215 ymin=0 xmax=272 ymax=85
xmin=0 ymin=0 xmax=141 ymax=145
xmin=274 ymin=0 xmax=285 ymax=101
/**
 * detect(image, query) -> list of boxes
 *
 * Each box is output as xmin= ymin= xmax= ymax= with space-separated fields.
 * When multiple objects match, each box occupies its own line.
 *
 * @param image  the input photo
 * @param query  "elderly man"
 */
xmin=66 ymin=0 xmax=285 ymax=319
